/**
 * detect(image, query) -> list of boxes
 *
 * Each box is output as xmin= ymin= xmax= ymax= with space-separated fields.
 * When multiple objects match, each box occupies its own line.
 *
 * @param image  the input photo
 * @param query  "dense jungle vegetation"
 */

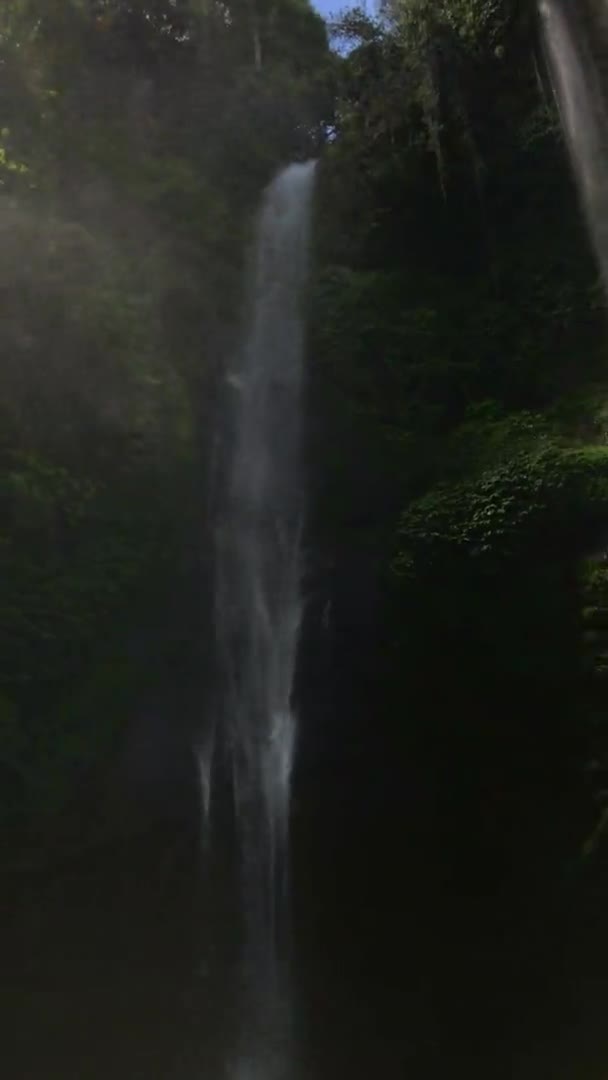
xmin=2 ymin=0 xmax=608 ymax=958
xmin=0 ymin=0 xmax=329 ymax=843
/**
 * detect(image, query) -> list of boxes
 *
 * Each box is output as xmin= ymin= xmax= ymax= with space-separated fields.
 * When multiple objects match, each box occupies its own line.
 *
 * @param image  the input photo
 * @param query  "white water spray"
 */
xmin=539 ymin=0 xmax=608 ymax=290
xmin=211 ymin=160 xmax=316 ymax=1078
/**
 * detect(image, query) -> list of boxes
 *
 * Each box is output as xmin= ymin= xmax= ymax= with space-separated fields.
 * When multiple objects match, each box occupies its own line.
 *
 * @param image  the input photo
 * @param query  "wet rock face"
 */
xmin=580 ymin=553 xmax=608 ymax=856
xmin=102 ymin=699 xmax=202 ymax=838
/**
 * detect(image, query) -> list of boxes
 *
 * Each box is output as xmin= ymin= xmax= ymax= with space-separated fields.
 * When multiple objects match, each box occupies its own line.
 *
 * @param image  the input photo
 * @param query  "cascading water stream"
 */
xmin=208 ymin=160 xmax=316 ymax=1078
xmin=539 ymin=0 xmax=608 ymax=289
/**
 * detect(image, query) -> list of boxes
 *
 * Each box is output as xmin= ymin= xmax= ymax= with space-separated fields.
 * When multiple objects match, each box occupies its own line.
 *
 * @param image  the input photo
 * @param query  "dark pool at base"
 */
xmin=2 ymin=750 xmax=608 ymax=1080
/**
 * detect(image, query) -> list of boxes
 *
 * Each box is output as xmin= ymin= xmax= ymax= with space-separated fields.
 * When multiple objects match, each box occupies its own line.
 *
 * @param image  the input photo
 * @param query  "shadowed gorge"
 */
xmin=4 ymin=1 xmax=608 ymax=1077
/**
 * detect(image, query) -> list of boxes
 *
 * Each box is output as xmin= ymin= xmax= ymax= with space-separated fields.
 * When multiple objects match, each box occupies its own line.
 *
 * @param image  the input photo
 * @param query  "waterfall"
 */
xmin=539 ymin=0 xmax=608 ymax=290
xmin=211 ymin=160 xmax=316 ymax=1078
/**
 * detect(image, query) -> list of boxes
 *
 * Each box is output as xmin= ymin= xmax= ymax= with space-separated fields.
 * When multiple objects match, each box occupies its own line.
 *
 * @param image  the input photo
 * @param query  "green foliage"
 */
xmin=0 ymin=653 xmax=151 ymax=830
xmin=0 ymin=452 xmax=157 ymax=688
xmin=395 ymin=442 xmax=608 ymax=578
xmin=0 ymin=0 xmax=330 ymax=841
xmin=314 ymin=0 xmax=603 ymax=555
xmin=313 ymin=5 xmax=608 ymax=903
xmin=21 ymin=655 xmax=147 ymax=822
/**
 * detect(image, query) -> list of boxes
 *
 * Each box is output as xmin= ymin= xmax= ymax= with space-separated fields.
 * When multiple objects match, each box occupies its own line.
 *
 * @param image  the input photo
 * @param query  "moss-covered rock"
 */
xmin=396 ymin=441 xmax=608 ymax=578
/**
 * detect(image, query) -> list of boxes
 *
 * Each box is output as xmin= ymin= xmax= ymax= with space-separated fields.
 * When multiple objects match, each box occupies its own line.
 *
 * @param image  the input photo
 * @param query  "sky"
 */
xmin=311 ymin=0 xmax=342 ymax=15
xmin=311 ymin=0 xmax=369 ymax=21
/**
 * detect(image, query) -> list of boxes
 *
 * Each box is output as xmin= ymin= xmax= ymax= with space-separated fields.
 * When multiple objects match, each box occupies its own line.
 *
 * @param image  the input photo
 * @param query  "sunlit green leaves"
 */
xmin=396 ymin=441 xmax=608 ymax=576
